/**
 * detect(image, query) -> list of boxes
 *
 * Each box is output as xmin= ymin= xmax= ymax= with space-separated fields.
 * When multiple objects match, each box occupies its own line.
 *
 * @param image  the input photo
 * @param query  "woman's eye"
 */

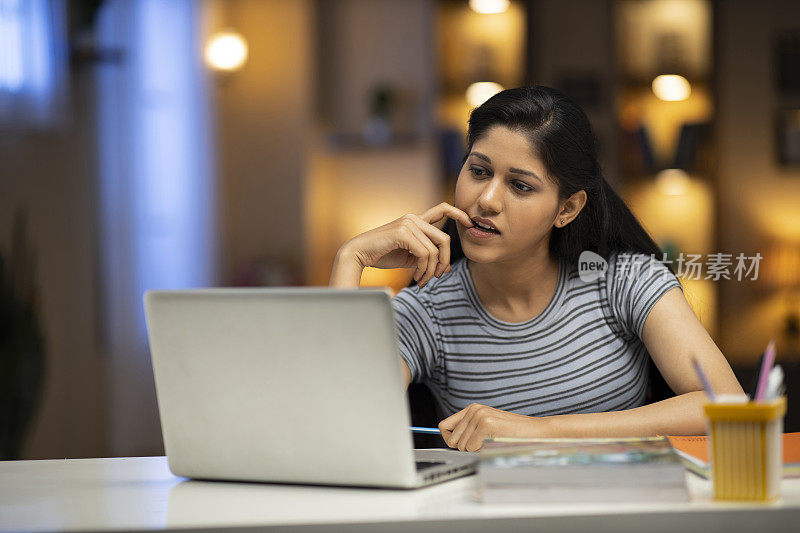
xmin=513 ymin=181 xmax=534 ymax=192
xmin=469 ymin=166 xmax=487 ymax=177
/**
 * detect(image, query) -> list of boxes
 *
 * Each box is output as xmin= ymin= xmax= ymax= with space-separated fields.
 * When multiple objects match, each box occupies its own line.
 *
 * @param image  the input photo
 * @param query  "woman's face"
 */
xmin=454 ymin=125 xmax=562 ymax=264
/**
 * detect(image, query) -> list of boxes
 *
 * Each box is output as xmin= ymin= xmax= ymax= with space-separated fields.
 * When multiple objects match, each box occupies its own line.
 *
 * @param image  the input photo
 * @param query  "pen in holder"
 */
xmin=704 ymin=396 xmax=786 ymax=502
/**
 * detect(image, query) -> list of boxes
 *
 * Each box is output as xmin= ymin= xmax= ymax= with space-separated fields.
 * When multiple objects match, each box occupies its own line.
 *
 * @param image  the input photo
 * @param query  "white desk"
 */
xmin=2 ymin=456 xmax=800 ymax=532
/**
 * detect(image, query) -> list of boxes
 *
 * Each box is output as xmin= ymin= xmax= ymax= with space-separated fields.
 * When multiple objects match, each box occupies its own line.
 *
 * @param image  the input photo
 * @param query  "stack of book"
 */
xmin=476 ymin=436 xmax=690 ymax=503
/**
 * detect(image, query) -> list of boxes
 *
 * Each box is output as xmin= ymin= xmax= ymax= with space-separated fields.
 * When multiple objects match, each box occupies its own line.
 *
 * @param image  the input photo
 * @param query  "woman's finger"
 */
xmin=406 ymin=214 xmax=451 ymax=279
xmin=396 ymin=223 xmax=434 ymax=282
xmin=458 ymin=415 xmax=483 ymax=451
xmin=438 ymin=407 xmax=468 ymax=437
xmin=421 ymin=202 xmax=473 ymax=231
xmin=447 ymin=409 xmax=476 ymax=449
xmin=453 ymin=405 xmax=483 ymax=451
xmin=399 ymin=218 xmax=439 ymax=285
xmin=406 ymin=220 xmax=439 ymax=286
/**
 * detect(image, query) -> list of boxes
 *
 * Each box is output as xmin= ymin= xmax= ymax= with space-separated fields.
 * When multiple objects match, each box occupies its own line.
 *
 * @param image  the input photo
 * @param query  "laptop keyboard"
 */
xmin=415 ymin=460 xmax=445 ymax=471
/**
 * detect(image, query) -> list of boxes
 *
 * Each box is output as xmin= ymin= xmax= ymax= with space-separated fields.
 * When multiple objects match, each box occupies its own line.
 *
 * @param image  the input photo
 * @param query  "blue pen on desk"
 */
xmin=692 ymin=356 xmax=716 ymax=402
xmin=410 ymin=426 xmax=441 ymax=435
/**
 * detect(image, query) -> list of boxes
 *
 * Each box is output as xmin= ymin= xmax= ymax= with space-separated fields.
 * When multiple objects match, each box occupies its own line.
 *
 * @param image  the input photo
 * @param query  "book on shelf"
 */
xmin=476 ymin=436 xmax=689 ymax=504
xmin=666 ymin=432 xmax=800 ymax=479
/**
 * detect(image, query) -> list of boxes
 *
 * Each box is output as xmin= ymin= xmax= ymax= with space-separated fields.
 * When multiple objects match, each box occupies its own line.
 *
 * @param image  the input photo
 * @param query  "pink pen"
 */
xmin=754 ymin=339 xmax=776 ymax=402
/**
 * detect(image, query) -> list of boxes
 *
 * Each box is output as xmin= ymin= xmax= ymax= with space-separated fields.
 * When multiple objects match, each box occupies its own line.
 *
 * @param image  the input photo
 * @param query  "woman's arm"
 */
xmin=400 ymin=359 xmax=412 ymax=389
xmin=329 ymin=203 xmax=472 ymax=392
xmin=439 ymin=287 xmax=745 ymax=450
xmin=328 ymin=244 xmax=364 ymax=288
xmin=544 ymin=286 xmax=743 ymax=437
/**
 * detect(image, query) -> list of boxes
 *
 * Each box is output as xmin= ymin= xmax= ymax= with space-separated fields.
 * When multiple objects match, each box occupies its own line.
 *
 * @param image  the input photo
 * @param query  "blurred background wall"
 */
xmin=1 ymin=0 xmax=799 ymax=459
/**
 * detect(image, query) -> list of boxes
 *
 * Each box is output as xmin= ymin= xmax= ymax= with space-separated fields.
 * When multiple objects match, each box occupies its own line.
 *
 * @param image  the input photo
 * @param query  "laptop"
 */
xmin=143 ymin=287 xmax=478 ymax=488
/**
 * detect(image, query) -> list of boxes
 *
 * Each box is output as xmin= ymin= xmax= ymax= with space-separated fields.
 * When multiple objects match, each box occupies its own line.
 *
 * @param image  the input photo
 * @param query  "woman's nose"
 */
xmin=477 ymin=177 xmax=503 ymax=213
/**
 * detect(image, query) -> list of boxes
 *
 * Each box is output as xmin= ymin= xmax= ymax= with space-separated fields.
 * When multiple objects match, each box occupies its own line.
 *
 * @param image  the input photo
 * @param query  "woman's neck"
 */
xmin=466 ymin=249 xmax=560 ymax=317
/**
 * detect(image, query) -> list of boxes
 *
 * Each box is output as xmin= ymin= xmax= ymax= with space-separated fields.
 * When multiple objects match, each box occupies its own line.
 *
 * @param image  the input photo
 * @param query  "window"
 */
xmin=0 ymin=0 xmax=67 ymax=127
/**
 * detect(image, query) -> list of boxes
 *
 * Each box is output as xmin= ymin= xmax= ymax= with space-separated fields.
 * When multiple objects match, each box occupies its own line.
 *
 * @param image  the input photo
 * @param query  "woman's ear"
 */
xmin=555 ymin=190 xmax=587 ymax=228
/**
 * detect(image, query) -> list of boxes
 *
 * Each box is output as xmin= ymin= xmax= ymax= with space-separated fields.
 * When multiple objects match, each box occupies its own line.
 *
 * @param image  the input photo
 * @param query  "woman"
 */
xmin=329 ymin=85 xmax=743 ymax=452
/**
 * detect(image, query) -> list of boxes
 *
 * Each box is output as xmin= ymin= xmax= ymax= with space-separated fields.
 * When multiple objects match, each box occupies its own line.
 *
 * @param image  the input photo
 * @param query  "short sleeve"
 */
xmin=605 ymin=252 xmax=683 ymax=339
xmin=390 ymin=287 xmax=439 ymax=383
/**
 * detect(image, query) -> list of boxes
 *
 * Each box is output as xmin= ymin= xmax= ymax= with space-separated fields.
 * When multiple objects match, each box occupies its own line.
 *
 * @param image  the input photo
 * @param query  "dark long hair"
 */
xmin=410 ymin=85 xmax=677 ymax=404
xmin=439 ymin=85 xmax=672 ymax=272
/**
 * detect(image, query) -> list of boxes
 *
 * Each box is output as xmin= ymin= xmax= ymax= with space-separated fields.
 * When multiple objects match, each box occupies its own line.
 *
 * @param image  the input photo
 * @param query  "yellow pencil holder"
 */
xmin=704 ymin=396 xmax=786 ymax=502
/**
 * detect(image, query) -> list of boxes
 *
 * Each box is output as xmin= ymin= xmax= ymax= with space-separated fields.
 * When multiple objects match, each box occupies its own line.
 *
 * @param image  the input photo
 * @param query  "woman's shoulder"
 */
xmin=601 ymin=250 xmax=682 ymax=312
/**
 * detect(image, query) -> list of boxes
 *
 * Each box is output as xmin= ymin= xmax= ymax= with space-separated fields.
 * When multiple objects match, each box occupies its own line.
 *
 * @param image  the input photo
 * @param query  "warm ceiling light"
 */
xmin=656 ymin=169 xmax=690 ymax=196
xmin=469 ymin=0 xmax=510 ymax=15
xmin=466 ymin=82 xmax=504 ymax=107
xmin=205 ymin=30 xmax=248 ymax=72
xmin=652 ymin=74 xmax=691 ymax=102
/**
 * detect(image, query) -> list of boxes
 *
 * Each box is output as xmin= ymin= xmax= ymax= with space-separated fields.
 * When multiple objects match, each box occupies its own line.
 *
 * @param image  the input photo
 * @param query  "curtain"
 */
xmin=95 ymin=0 xmax=217 ymax=455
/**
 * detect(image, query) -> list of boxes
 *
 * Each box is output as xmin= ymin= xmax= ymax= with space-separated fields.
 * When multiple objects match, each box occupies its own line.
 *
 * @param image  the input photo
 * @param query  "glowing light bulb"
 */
xmin=652 ymin=74 xmax=691 ymax=102
xmin=466 ymin=82 xmax=504 ymax=107
xmin=205 ymin=30 xmax=248 ymax=72
xmin=656 ymin=169 xmax=690 ymax=196
xmin=469 ymin=0 xmax=510 ymax=14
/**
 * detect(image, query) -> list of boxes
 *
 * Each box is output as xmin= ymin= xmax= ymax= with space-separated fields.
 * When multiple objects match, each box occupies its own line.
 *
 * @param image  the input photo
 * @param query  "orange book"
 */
xmin=666 ymin=432 xmax=800 ymax=478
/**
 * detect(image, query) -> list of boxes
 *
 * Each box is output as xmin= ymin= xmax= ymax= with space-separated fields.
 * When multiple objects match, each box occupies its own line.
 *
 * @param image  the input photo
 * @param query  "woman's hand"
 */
xmin=341 ymin=203 xmax=473 ymax=288
xmin=438 ymin=403 xmax=549 ymax=451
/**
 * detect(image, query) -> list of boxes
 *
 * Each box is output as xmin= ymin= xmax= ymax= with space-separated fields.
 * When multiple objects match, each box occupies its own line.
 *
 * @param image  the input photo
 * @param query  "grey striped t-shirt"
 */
xmin=391 ymin=252 xmax=682 ymax=418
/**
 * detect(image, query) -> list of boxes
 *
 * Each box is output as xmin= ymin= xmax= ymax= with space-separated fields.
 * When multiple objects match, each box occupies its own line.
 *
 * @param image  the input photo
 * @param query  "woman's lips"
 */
xmin=469 ymin=216 xmax=500 ymax=233
xmin=466 ymin=226 xmax=500 ymax=239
